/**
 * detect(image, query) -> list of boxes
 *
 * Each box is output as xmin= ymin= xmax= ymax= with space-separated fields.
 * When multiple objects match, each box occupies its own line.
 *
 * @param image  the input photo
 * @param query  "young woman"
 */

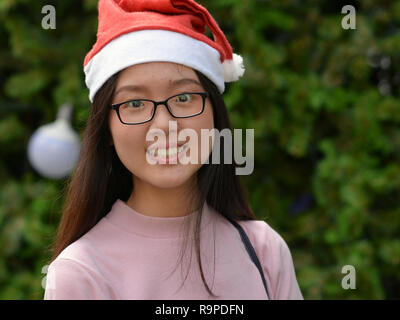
xmin=44 ymin=0 xmax=303 ymax=300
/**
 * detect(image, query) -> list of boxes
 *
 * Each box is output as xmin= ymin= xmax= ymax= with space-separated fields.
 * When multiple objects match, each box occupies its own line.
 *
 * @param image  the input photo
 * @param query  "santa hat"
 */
xmin=83 ymin=0 xmax=245 ymax=103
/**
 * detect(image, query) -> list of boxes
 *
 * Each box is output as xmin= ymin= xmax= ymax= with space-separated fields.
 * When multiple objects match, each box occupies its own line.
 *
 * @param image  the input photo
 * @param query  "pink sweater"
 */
xmin=44 ymin=199 xmax=303 ymax=300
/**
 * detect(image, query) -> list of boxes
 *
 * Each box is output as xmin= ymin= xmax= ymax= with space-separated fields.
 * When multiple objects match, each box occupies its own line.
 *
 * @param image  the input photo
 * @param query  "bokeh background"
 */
xmin=1 ymin=0 xmax=399 ymax=299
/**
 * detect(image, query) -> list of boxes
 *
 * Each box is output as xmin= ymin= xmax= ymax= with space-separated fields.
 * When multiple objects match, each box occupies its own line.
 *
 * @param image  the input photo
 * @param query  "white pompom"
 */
xmin=222 ymin=53 xmax=245 ymax=82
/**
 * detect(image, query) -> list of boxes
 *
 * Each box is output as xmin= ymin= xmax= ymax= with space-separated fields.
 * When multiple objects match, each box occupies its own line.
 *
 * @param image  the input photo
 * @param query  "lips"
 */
xmin=146 ymin=141 xmax=185 ymax=151
xmin=146 ymin=139 xmax=189 ymax=159
xmin=146 ymin=143 xmax=188 ymax=158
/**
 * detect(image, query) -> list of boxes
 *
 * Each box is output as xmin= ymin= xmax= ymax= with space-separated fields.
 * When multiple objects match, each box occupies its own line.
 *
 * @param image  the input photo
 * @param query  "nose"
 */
xmin=149 ymin=102 xmax=176 ymax=132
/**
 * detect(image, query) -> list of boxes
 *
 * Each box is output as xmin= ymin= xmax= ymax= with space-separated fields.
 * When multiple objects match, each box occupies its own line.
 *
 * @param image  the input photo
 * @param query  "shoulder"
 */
xmin=235 ymin=219 xmax=303 ymax=300
xmin=50 ymin=236 xmax=100 ymax=277
xmin=236 ymin=219 xmax=289 ymax=258
xmin=51 ymin=216 xmax=115 ymax=276
xmin=44 ymin=256 xmax=110 ymax=299
xmin=44 ymin=234 xmax=112 ymax=299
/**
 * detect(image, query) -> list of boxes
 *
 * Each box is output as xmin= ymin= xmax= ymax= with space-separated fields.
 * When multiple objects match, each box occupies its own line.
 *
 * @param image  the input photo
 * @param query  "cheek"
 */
xmin=110 ymin=118 xmax=146 ymax=172
xmin=203 ymin=103 xmax=215 ymax=128
xmin=187 ymin=103 xmax=214 ymax=132
xmin=182 ymin=104 xmax=215 ymax=164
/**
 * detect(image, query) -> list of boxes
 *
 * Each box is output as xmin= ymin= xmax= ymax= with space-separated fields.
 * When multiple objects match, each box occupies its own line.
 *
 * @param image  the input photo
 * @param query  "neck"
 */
xmin=126 ymin=176 xmax=200 ymax=218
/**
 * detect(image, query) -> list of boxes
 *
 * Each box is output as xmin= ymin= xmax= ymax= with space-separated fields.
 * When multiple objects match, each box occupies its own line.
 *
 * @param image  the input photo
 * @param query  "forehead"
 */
xmin=116 ymin=62 xmax=198 ymax=85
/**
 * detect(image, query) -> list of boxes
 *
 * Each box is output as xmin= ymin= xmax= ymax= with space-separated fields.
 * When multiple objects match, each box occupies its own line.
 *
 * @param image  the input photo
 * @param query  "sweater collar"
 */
xmin=104 ymin=199 xmax=214 ymax=239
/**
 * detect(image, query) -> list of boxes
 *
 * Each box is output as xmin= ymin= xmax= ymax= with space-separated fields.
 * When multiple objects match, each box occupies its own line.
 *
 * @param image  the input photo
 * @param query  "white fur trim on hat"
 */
xmin=222 ymin=53 xmax=245 ymax=82
xmin=84 ymin=30 xmax=226 ymax=103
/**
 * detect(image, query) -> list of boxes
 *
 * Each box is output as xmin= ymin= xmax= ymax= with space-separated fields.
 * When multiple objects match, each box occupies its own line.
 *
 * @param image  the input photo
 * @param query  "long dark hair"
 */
xmin=48 ymin=68 xmax=257 ymax=298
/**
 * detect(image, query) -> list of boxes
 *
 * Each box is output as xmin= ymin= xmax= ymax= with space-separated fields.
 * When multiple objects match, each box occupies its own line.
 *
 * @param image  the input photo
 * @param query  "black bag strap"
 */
xmin=226 ymin=217 xmax=270 ymax=299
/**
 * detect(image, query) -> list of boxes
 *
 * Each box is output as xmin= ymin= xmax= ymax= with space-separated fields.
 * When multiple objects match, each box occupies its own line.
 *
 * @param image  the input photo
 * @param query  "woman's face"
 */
xmin=108 ymin=62 xmax=214 ymax=189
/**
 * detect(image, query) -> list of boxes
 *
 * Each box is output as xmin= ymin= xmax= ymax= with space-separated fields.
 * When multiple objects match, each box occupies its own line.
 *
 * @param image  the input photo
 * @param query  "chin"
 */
xmin=147 ymin=176 xmax=190 ymax=189
xmin=144 ymin=166 xmax=197 ymax=189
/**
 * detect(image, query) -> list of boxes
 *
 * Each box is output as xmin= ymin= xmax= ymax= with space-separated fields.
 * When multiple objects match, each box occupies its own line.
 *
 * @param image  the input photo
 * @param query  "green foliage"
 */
xmin=0 ymin=174 xmax=62 ymax=299
xmin=1 ymin=0 xmax=399 ymax=299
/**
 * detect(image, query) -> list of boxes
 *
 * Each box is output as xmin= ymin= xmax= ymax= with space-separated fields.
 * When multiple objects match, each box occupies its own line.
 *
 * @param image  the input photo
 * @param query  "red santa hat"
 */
xmin=83 ymin=0 xmax=245 ymax=103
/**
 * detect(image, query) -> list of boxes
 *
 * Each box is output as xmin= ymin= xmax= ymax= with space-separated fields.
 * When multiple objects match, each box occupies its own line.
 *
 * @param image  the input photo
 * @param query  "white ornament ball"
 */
xmin=27 ymin=119 xmax=81 ymax=179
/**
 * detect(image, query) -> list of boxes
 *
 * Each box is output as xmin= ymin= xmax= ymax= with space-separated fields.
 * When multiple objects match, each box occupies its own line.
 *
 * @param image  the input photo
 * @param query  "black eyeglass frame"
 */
xmin=110 ymin=91 xmax=209 ymax=125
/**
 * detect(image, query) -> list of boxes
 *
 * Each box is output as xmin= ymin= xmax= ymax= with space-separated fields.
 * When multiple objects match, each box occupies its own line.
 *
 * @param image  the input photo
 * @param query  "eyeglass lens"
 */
xmin=118 ymin=93 xmax=204 ymax=124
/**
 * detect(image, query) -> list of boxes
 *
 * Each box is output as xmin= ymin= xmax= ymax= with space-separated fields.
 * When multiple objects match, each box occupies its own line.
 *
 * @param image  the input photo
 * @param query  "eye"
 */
xmin=127 ymin=100 xmax=144 ymax=108
xmin=175 ymin=93 xmax=192 ymax=103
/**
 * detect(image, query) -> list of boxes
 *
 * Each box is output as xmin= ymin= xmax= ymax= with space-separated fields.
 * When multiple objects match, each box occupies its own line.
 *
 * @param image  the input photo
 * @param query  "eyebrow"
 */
xmin=114 ymin=78 xmax=202 ymax=97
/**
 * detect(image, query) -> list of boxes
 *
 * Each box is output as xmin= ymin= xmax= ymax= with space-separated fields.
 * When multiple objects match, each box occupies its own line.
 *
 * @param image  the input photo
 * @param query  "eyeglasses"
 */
xmin=110 ymin=92 xmax=209 ymax=125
